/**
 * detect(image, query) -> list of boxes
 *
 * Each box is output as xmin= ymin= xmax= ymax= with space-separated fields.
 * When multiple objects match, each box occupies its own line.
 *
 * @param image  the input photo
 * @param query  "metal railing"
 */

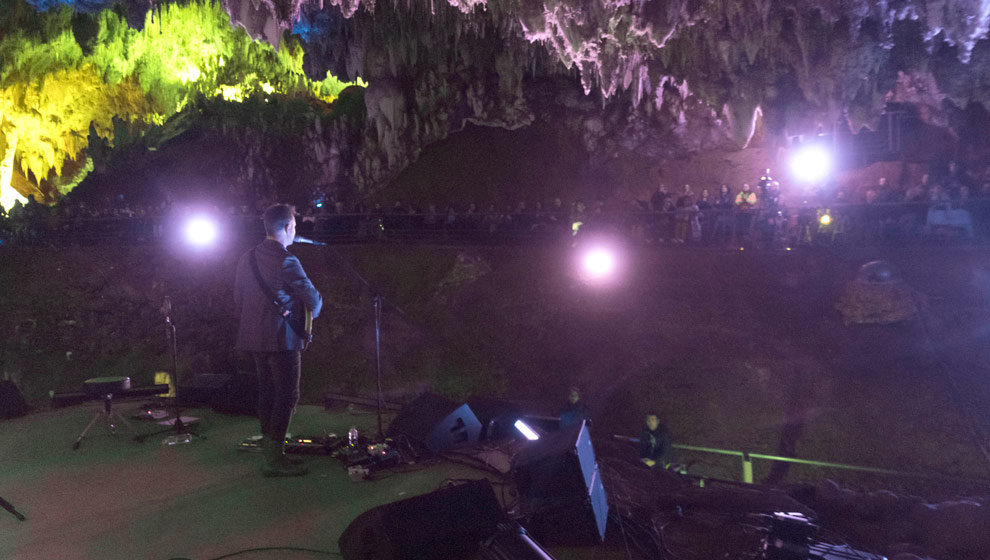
xmin=615 ymin=435 xmax=990 ymax=487
xmin=3 ymin=199 xmax=990 ymax=248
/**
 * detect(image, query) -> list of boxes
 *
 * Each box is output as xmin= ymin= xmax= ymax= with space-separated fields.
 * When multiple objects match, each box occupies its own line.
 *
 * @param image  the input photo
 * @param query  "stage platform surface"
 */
xmin=0 ymin=402 xmax=523 ymax=560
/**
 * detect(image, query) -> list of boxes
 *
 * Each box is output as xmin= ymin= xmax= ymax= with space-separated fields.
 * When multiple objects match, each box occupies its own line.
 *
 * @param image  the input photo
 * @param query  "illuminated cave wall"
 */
xmin=283 ymin=0 xmax=990 ymax=191
xmin=0 ymin=0 xmax=360 ymax=208
xmin=5 ymin=0 xmax=990 ymax=206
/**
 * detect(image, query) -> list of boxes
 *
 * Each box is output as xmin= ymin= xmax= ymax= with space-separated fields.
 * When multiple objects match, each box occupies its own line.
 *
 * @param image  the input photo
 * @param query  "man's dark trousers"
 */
xmin=253 ymin=350 xmax=301 ymax=443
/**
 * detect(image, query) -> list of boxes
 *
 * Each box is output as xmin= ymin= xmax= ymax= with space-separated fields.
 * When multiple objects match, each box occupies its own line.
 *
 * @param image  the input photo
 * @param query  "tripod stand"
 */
xmin=134 ymin=296 xmax=204 ymax=444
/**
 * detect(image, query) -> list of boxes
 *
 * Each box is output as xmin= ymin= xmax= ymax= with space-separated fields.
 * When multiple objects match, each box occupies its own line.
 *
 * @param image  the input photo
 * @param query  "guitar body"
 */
xmin=303 ymin=307 xmax=314 ymax=349
xmin=286 ymin=304 xmax=314 ymax=350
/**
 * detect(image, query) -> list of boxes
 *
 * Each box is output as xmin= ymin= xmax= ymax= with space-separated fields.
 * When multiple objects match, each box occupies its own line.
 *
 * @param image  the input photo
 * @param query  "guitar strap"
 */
xmin=248 ymin=248 xmax=309 ymax=343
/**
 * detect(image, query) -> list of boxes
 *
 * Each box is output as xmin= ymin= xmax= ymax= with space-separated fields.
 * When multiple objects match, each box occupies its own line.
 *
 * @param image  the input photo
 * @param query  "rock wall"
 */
xmin=222 ymin=0 xmax=990 ymax=195
xmin=12 ymin=1 xmax=990 ymax=202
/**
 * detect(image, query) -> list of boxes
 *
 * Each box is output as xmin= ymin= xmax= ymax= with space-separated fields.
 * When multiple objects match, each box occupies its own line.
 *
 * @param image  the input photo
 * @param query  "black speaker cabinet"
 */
xmin=511 ymin=419 xmax=609 ymax=544
xmin=338 ymin=479 xmax=503 ymax=560
xmin=465 ymin=395 xmax=525 ymax=443
xmin=386 ymin=392 xmax=482 ymax=453
xmin=210 ymin=374 xmax=258 ymax=415
xmin=178 ymin=374 xmax=257 ymax=415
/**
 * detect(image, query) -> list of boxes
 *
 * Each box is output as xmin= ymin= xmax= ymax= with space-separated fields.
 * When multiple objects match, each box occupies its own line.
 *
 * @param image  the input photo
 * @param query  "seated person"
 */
xmin=640 ymin=412 xmax=673 ymax=468
xmin=559 ymin=386 xmax=589 ymax=428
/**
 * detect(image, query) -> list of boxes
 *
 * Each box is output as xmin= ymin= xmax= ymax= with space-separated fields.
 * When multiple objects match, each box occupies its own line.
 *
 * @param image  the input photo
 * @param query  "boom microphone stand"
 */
xmin=298 ymin=236 xmax=401 ymax=439
xmin=135 ymin=296 xmax=204 ymax=444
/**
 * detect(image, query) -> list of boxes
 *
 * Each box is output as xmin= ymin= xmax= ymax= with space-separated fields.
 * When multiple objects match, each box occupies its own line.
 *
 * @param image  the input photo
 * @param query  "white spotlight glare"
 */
xmin=184 ymin=216 xmax=218 ymax=247
xmin=514 ymin=419 xmax=540 ymax=441
xmin=582 ymin=247 xmax=616 ymax=280
xmin=790 ymin=145 xmax=832 ymax=184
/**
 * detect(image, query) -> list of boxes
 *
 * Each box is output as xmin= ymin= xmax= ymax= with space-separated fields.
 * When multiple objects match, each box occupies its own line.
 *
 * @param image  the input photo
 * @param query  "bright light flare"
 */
xmin=789 ymin=145 xmax=832 ymax=184
xmin=183 ymin=216 xmax=218 ymax=247
xmin=582 ymin=247 xmax=617 ymax=280
xmin=514 ymin=419 xmax=540 ymax=441
xmin=819 ymin=213 xmax=832 ymax=226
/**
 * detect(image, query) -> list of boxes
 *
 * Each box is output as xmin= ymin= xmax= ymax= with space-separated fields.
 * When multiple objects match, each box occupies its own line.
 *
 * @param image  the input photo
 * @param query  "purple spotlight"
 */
xmin=789 ymin=144 xmax=832 ymax=184
xmin=581 ymin=246 xmax=618 ymax=281
xmin=183 ymin=215 xmax=219 ymax=248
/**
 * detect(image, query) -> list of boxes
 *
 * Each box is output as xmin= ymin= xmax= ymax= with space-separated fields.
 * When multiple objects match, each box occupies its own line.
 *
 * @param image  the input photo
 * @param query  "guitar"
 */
xmin=303 ymin=307 xmax=313 ymax=349
xmin=285 ymin=304 xmax=314 ymax=350
xmin=248 ymin=249 xmax=314 ymax=349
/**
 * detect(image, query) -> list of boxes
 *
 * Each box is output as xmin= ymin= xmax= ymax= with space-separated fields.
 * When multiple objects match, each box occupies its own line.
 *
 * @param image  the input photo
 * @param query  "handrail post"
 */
xmin=742 ymin=452 xmax=753 ymax=484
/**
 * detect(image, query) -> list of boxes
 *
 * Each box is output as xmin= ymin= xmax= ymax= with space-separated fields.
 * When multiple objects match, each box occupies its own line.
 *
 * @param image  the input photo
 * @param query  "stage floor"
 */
xmin=0 ymin=402 xmax=506 ymax=560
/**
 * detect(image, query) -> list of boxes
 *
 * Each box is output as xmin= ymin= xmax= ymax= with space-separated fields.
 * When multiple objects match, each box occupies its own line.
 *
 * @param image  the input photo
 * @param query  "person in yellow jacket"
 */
xmin=734 ymin=183 xmax=758 ymax=209
xmin=734 ymin=183 xmax=758 ymax=241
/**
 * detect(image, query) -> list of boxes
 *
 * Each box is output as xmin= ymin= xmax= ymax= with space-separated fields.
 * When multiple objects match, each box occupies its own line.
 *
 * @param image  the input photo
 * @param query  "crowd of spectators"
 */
xmin=3 ymin=161 xmax=990 ymax=248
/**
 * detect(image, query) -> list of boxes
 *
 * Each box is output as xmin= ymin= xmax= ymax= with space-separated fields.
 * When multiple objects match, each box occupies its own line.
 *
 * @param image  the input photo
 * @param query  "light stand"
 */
xmin=134 ymin=296 xmax=204 ymax=444
xmin=374 ymin=293 xmax=384 ymax=438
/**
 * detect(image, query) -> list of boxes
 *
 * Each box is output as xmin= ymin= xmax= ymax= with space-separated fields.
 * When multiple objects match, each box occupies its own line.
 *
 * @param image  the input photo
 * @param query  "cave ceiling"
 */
xmin=235 ymin=0 xmax=990 ymax=131
xmin=3 ymin=0 xmax=990 ymax=202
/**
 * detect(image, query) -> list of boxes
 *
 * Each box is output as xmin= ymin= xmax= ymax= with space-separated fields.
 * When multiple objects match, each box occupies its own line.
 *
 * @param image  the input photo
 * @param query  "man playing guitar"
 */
xmin=234 ymin=204 xmax=323 ymax=477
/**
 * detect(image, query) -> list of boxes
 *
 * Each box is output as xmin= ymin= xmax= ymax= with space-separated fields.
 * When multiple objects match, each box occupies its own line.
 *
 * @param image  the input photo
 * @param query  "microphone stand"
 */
xmin=135 ymin=296 xmax=204 ymax=444
xmin=299 ymin=236 xmax=402 ymax=440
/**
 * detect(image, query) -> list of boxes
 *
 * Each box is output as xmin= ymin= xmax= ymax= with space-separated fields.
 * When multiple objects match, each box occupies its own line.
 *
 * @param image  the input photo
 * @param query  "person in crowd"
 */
xmin=639 ymin=412 xmax=673 ymax=468
xmin=904 ymin=175 xmax=928 ymax=203
xmin=654 ymin=193 xmax=676 ymax=243
xmin=547 ymin=197 xmax=566 ymax=234
xmin=423 ymin=203 xmax=441 ymax=230
xmin=569 ymin=200 xmax=587 ymax=239
xmin=874 ymin=176 xmax=892 ymax=201
xmin=444 ymin=205 xmax=458 ymax=230
xmin=734 ymin=183 xmax=757 ymax=209
xmin=715 ymin=184 xmax=733 ymax=208
xmin=697 ymin=188 xmax=713 ymax=210
xmin=234 ymin=204 xmax=323 ymax=477
xmin=482 ymin=203 xmax=500 ymax=234
xmin=710 ymin=184 xmax=734 ymax=243
xmin=531 ymin=200 xmax=549 ymax=233
xmin=929 ymin=181 xmax=951 ymax=202
xmin=650 ymin=185 xmax=669 ymax=212
xmin=674 ymin=191 xmax=698 ymax=244
xmin=695 ymin=188 xmax=713 ymax=244
xmin=559 ymin=386 xmax=589 ymax=428
xmin=942 ymin=160 xmax=973 ymax=198
xmin=676 ymin=184 xmax=694 ymax=208
xmin=758 ymin=180 xmax=783 ymax=246
xmin=734 ymin=183 xmax=758 ymax=241
xmin=464 ymin=202 xmax=481 ymax=232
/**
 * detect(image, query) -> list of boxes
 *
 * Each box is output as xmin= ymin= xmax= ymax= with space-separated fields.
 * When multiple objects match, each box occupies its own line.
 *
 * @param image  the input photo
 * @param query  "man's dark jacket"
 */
xmin=234 ymin=239 xmax=323 ymax=352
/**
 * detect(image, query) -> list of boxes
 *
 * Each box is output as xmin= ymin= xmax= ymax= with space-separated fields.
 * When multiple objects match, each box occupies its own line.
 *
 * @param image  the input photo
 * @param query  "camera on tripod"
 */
xmin=759 ymin=168 xmax=773 ymax=195
xmin=758 ymin=168 xmax=780 ymax=212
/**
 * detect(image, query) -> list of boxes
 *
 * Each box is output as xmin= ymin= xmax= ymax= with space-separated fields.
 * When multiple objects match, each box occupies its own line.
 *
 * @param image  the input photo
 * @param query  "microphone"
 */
xmin=293 ymin=236 xmax=326 ymax=246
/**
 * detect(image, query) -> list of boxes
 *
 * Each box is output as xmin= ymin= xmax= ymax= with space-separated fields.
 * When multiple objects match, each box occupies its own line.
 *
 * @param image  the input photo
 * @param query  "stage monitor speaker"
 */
xmin=466 ymin=395 xmax=524 ymax=443
xmin=511 ymin=419 xmax=608 ymax=545
xmin=338 ymin=479 xmax=503 ymax=560
xmin=386 ymin=392 xmax=481 ymax=453
xmin=479 ymin=522 xmax=557 ymax=560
